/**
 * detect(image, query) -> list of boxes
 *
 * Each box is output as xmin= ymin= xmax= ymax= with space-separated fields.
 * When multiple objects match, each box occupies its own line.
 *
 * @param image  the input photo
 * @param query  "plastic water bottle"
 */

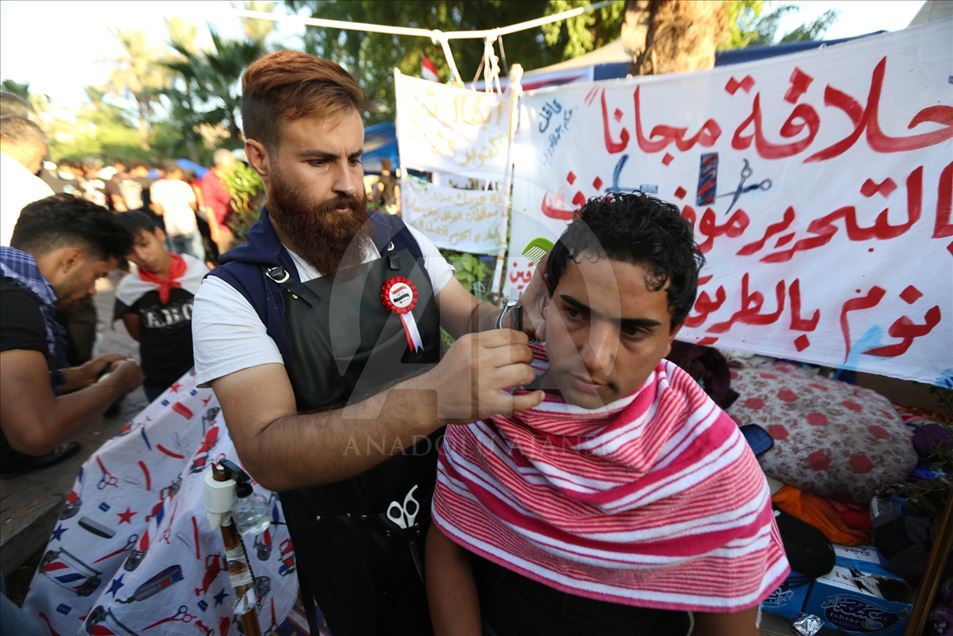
xmin=233 ymin=481 xmax=271 ymax=536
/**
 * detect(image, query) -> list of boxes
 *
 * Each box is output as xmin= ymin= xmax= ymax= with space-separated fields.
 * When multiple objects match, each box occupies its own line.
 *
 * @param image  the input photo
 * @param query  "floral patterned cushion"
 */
xmin=727 ymin=362 xmax=917 ymax=505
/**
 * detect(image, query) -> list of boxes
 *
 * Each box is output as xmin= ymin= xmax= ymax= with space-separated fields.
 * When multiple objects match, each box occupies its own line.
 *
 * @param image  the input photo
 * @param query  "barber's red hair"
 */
xmin=241 ymin=50 xmax=363 ymax=149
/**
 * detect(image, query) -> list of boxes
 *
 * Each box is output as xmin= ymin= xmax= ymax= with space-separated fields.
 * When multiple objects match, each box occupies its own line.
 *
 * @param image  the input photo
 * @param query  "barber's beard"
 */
xmin=268 ymin=171 xmax=372 ymax=275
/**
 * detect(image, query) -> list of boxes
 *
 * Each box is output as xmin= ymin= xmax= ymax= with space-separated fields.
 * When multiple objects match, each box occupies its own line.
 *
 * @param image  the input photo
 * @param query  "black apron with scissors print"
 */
xmin=271 ymin=240 xmax=441 ymax=635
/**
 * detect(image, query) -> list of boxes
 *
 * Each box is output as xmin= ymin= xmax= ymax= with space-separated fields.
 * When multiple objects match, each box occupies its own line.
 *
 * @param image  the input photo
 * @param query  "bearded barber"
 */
xmin=192 ymin=51 xmax=544 ymax=635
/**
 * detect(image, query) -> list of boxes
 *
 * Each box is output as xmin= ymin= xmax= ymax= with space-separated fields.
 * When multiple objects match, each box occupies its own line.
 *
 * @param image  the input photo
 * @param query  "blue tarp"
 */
xmin=148 ymin=160 xmax=210 ymax=180
xmin=176 ymin=158 xmax=209 ymax=179
xmin=362 ymin=121 xmax=398 ymax=175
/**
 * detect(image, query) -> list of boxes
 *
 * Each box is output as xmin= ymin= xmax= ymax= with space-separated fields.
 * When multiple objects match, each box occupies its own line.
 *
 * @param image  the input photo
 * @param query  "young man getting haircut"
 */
xmin=427 ymin=193 xmax=789 ymax=636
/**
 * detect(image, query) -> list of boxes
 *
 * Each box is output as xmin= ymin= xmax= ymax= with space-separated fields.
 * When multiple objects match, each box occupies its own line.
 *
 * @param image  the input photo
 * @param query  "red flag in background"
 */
xmin=421 ymin=55 xmax=440 ymax=82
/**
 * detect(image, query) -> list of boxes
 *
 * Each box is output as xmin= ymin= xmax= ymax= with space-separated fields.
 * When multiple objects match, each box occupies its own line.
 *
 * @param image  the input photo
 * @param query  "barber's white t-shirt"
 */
xmin=192 ymin=224 xmax=453 ymax=387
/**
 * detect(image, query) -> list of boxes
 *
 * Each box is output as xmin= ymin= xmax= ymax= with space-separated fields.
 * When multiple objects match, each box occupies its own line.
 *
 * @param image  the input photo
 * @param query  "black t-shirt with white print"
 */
xmin=113 ymin=254 xmax=207 ymax=390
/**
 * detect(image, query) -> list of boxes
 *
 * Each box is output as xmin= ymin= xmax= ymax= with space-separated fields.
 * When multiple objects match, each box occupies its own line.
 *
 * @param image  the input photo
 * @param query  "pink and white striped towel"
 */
xmin=432 ymin=351 xmax=789 ymax=612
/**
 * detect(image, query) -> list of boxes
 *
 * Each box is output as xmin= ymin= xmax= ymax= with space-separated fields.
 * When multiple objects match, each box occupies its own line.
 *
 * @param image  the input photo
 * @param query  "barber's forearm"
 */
xmin=244 ymin=376 xmax=444 ymax=491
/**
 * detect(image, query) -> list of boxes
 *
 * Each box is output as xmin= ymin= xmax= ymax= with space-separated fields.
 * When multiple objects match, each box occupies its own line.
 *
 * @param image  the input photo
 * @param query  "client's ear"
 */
xmin=519 ymin=269 xmax=551 ymax=342
xmin=668 ymin=322 xmax=684 ymax=342
xmin=663 ymin=322 xmax=684 ymax=358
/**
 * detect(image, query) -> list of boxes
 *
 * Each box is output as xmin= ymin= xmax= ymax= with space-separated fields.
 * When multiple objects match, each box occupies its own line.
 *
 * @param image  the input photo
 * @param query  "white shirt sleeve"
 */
xmin=404 ymin=224 xmax=455 ymax=295
xmin=192 ymin=275 xmax=284 ymax=387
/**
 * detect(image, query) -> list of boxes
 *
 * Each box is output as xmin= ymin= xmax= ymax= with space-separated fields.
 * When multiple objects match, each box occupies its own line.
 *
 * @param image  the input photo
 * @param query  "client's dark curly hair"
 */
xmin=544 ymin=192 xmax=704 ymax=329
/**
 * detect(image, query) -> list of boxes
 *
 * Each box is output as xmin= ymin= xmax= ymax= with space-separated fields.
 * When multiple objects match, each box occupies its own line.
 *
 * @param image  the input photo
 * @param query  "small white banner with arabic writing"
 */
xmin=401 ymin=179 xmax=504 ymax=254
xmin=394 ymin=70 xmax=512 ymax=179
xmin=506 ymin=20 xmax=953 ymax=386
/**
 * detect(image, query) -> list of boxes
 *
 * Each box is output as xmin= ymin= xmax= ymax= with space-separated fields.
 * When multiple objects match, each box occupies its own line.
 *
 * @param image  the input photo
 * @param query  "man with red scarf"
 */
xmin=114 ymin=211 xmax=207 ymax=402
xmin=427 ymin=193 xmax=789 ymax=636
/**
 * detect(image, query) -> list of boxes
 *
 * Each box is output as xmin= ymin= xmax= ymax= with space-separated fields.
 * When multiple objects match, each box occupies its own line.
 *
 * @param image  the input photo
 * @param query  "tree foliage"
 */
xmin=0 ymin=79 xmax=49 ymax=120
xmin=1 ymin=79 xmax=31 ymax=100
xmin=221 ymin=159 xmax=266 ymax=243
xmin=172 ymin=29 xmax=268 ymax=140
xmin=66 ymin=3 xmax=274 ymax=163
xmin=107 ymin=30 xmax=172 ymax=148
xmin=285 ymin=0 xmax=624 ymax=123
xmin=240 ymin=0 xmax=278 ymax=42
xmin=723 ymin=0 xmax=838 ymax=50
xmin=158 ymin=4 xmax=272 ymax=160
xmin=778 ymin=9 xmax=838 ymax=44
xmin=541 ymin=0 xmax=625 ymax=61
xmin=48 ymin=87 xmax=149 ymax=162
xmin=40 ymin=0 xmax=844 ymax=162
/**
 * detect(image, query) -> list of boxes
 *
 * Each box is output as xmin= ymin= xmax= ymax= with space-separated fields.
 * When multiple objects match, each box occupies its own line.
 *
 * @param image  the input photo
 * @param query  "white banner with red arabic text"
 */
xmin=505 ymin=20 xmax=953 ymax=386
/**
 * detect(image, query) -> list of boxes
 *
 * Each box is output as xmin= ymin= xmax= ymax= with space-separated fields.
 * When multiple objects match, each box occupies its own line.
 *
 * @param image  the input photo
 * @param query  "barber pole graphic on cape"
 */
xmin=503 ymin=21 xmax=953 ymax=387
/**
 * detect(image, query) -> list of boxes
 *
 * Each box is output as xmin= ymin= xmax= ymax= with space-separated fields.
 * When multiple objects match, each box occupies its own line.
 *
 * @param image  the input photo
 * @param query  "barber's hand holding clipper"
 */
xmin=427 ymin=326 xmax=543 ymax=423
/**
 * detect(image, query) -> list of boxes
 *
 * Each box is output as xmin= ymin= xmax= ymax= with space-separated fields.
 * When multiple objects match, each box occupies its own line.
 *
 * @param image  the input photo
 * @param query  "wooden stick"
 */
xmin=905 ymin=485 xmax=953 ymax=636
xmin=213 ymin=464 xmax=262 ymax=636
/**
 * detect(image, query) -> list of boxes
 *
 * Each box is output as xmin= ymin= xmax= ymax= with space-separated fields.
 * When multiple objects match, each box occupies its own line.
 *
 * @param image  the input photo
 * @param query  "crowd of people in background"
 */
xmin=0 ymin=89 xmax=240 ymax=268
xmin=37 ymin=154 xmax=236 ymax=269
xmin=0 ymin=89 xmax=241 ymax=425
xmin=26 ymin=150 xmax=400 ymax=270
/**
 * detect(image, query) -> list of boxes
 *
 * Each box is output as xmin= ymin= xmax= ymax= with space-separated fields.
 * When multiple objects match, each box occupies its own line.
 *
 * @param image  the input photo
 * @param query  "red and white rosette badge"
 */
xmin=381 ymin=277 xmax=423 ymax=353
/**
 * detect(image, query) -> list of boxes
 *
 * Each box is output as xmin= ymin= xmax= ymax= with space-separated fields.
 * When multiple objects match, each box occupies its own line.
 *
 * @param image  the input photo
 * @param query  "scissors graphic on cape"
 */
xmin=718 ymin=158 xmax=771 ymax=215
xmin=386 ymin=485 xmax=424 ymax=581
xmin=96 ymin=455 xmax=119 ymax=489
xmin=142 ymin=604 xmax=198 ymax=630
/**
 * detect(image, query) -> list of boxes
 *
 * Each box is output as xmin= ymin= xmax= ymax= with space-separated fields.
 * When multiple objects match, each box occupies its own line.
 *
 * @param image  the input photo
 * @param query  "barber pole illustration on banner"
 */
xmin=381 ymin=277 xmax=423 ymax=353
